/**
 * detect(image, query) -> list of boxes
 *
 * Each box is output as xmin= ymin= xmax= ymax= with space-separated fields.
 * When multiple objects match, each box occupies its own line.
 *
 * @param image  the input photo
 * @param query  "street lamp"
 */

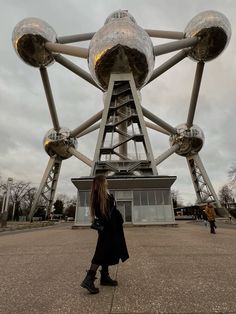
xmin=4 ymin=178 xmax=13 ymax=213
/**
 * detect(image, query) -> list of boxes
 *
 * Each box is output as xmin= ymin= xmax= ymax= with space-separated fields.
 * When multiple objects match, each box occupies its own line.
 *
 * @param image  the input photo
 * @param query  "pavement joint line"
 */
xmin=157 ymin=312 xmax=236 ymax=314
xmin=110 ymin=312 xmax=156 ymax=314
xmin=109 ymin=264 xmax=119 ymax=314
xmin=110 ymin=312 xmax=236 ymax=314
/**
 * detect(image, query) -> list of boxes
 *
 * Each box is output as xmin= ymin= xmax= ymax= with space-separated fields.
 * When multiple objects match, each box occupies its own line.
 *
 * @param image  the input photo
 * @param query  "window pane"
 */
xmin=140 ymin=191 xmax=148 ymax=205
xmin=125 ymin=202 xmax=132 ymax=222
xmin=79 ymin=192 xmax=85 ymax=206
xmin=148 ymin=190 xmax=156 ymax=205
xmin=85 ymin=192 xmax=90 ymax=206
xmin=163 ymin=190 xmax=170 ymax=205
xmin=155 ymin=190 xmax=163 ymax=204
xmin=133 ymin=191 xmax=140 ymax=205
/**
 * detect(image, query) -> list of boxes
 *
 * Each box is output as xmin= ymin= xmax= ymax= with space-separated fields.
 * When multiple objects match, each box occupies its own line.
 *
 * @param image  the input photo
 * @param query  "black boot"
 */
xmin=100 ymin=270 xmax=118 ymax=286
xmin=81 ymin=270 xmax=99 ymax=294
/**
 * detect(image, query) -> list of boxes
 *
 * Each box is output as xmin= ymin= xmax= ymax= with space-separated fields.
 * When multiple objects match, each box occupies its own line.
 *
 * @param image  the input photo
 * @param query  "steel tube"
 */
xmin=70 ymin=110 xmax=103 ymax=138
xmin=77 ymin=122 xmax=100 ymax=138
xmin=145 ymin=29 xmax=184 ymax=40
xmin=57 ymin=32 xmax=95 ymax=44
xmin=118 ymin=106 xmax=128 ymax=158
xmin=54 ymin=54 xmax=101 ymax=90
xmin=155 ymin=144 xmax=180 ymax=165
xmin=40 ymin=67 xmax=60 ymax=132
xmin=186 ymin=62 xmax=205 ymax=128
xmin=154 ymin=37 xmax=199 ymax=56
xmin=147 ymin=50 xmax=187 ymax=84
xmin=145 ymin=121 xmax=170 ymax=135
xmin=142 ymin=106 xmax=177 ymax=135
xmin=68 ymin=147 xmax=92 ymax=167
xmin=45 ymin=42 xmax=88 ymax=59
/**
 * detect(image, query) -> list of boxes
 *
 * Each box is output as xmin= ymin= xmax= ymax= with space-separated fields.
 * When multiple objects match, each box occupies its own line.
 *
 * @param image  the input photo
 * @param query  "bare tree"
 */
xmin=171 ymin=189 xmax=183 ymax=208
xmin=1 ymin=180 xmax=36 ymax=219
xmin=20 ymin=187 xmax=37 ymax=216
xmin=228 ymin=162 xmax=236 ymax=188
xmin=64 ymin=196 xmax=77 ymax=218
xmin=218 ymin=184 xmax=234 ymax=208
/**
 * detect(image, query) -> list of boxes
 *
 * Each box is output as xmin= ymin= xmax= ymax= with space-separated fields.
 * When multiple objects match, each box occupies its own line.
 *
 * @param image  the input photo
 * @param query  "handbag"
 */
xmin=90 ymin=217 xmax=104 ymax=232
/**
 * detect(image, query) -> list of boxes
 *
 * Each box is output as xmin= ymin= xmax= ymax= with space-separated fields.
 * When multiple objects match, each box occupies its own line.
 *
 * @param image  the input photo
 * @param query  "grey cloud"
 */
xmin=0 ymin=0 xmax=235 ymax=204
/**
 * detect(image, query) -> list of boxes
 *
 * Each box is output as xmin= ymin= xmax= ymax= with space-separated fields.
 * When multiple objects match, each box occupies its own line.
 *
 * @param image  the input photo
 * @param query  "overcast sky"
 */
xmin=0 ymin=0 xmax=235 ymax=204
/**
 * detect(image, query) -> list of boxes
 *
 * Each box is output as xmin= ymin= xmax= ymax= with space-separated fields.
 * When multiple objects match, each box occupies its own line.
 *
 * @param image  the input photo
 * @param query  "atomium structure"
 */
xmin=12 ymin=10 xmax=231 ymax=221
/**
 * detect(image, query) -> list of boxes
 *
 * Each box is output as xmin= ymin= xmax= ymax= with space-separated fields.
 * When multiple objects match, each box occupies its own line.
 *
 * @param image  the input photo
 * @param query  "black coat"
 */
xmin=91 ymin=194 xmax=129 ymax=266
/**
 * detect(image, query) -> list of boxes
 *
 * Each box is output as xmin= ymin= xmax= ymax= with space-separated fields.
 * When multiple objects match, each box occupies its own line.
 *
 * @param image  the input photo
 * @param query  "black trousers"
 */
xmin=209 ymin=220 xmax=216 ymax=233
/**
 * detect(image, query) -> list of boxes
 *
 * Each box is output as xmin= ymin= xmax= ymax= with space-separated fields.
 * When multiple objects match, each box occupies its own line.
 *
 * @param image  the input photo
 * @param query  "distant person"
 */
xmin=202 ymin=209 xmax=208 ymax=227
xmin=204 ymin=202 xmax=217 ymax=234
xmin=81 ymin=175 xmax=129 ymax=294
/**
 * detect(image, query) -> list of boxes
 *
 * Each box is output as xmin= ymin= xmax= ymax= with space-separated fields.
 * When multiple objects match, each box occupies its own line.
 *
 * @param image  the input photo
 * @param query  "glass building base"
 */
xmin=71 ymin=176 xmax=177 ymax=225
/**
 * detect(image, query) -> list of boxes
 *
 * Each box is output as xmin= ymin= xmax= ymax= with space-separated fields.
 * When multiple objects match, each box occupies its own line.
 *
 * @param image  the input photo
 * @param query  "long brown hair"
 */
xmin=90 ymin=175 xmax=108 ymax=219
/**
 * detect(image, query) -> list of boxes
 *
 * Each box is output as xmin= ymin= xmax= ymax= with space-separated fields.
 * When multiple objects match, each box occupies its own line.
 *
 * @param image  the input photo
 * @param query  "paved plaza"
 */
xmin=0 ymin=220 xmax=236 ymax=314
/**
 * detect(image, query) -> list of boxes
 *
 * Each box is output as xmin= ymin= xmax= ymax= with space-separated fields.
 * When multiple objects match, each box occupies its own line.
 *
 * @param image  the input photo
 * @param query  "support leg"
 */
xmin=29 ymin=157 xmax=62 ymax=220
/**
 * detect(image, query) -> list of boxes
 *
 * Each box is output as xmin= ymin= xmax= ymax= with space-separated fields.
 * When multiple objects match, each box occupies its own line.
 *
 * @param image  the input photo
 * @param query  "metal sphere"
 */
xmin=104 ymin=10 xmax=137 ymax=24
xmin=12 ymin=17 xmax=57 ymax=67
xmin=43 ymin=128 xmax=78 ymax=160
xmin=184 ymin=10 xmax=231 ymax=62
xmin=169 ymin=124 xmax=204 ymax=157
xmin=88 ymin=10 xmax=155 ymax=90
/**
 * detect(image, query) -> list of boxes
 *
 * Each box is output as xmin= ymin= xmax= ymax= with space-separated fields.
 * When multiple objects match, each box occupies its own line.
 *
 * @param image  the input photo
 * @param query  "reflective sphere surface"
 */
xmin=12 ymin=17 xmax=57 ymax=67
xmin=43 ymin=128 xmax=78 ymax=160
xmin=169 ymin=124 xmax=204 ymax=157
xmin=88 ymin=10 xmax=154 ymax=90
xmin=184 ymin=10 xmax=231 ymax=62
xmin=105 ymin=10 xmax=137 ymax=24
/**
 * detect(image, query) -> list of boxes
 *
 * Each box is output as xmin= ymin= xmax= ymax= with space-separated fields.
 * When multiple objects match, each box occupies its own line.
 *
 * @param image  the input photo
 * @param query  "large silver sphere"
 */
xmin=88 ymin=10 xmax=155 ymax=90
xmin=43 ymin=128 xmax=77 ymax=160
xmin=169 ymin=124 xmax=204 ymax=157
xmin=12 ymin=17 xmax=57 ymax=67
xmin=184 ymin=10 xmax=231 ymax=62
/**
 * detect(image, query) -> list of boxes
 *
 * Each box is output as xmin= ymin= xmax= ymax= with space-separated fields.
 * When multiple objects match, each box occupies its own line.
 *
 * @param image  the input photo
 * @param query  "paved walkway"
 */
xmin=0 ymin=221 xmax=236 ymax=314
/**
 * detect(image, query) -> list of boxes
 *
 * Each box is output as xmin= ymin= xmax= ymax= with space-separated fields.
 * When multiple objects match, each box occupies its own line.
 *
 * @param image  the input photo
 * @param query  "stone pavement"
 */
xmin=0 ymin=221 xmax=236 ymax=314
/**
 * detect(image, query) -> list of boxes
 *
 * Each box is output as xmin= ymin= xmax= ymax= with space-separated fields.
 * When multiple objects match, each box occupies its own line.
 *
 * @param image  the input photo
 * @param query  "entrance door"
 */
xmin=116 ymin=201 xmax=132 ymax=223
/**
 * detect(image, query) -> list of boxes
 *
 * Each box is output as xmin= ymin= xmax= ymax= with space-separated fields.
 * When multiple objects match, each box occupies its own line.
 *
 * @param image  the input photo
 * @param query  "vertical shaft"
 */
xmin=118 ymin=105 xmax=128 ymax=158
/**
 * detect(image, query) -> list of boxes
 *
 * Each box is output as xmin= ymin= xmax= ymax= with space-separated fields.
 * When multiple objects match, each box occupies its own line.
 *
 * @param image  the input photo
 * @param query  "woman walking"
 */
xmin=81 ymin=175 xmax=129 ymax=294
